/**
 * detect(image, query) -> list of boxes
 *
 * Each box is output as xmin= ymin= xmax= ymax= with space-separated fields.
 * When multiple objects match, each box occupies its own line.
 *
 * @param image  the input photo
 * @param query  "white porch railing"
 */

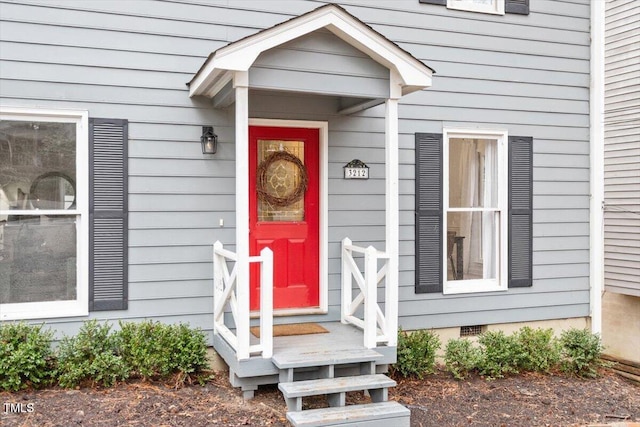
xmin=213 ymin=241 xmax=273 ymax=360
xmin=341 ymin=237 xmax=397 ymax=349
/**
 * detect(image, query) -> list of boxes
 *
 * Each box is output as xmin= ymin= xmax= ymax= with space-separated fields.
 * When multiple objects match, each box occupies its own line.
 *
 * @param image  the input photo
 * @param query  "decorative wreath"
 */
xmin=256 ymin=150 xmax=308 ymax=207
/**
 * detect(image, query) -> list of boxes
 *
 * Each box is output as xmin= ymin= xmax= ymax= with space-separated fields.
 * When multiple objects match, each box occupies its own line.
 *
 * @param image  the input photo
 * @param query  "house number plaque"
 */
xmin=343 ymin=159 xmax=369 ymax=179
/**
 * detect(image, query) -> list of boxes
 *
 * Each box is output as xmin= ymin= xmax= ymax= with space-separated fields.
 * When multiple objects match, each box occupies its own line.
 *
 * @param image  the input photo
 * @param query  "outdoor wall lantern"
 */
xmin=200 ymin=126 xmax=218 ymax=154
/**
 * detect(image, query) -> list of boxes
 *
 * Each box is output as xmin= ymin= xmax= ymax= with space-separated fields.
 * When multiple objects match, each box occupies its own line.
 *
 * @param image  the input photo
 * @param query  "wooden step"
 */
xmin=279 ymin=374 xmax=396 ymax=411
xmin=280 ymin=374 xmax=395 ymax=398
xmin=272 ymin=347 xmax=383 ymax=369
xmin=286 ymin=401 xmax=410 ymax=427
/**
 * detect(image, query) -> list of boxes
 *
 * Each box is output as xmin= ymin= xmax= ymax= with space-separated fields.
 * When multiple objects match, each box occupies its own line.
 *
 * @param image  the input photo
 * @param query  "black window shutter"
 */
xmin=89 ymin=118 xmax=128 ymax=310
xmin=508 ymin=136 xmax=533 ymax=288
xmin=415 ymin=133 xmax=443 ymax=293
xmin=505 ymin=0 xmax=529 ymax=15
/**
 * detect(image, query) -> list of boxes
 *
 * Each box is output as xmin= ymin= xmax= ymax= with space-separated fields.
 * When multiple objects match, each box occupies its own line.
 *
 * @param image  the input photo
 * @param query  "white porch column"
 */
xmin=385 ymin=70 xmax=402 ymax=347
xmin=234 ymin=71 xmax=251 ymax=360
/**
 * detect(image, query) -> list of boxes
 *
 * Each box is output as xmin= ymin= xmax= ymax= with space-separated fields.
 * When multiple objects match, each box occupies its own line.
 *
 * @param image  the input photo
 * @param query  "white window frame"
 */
xmin=443 ymin=128 xmax=508 ymax=294
xmin=447 ymin=0 xmax=505 ymax=15
xmin=0 ymin=107 xmax=89 ymax=320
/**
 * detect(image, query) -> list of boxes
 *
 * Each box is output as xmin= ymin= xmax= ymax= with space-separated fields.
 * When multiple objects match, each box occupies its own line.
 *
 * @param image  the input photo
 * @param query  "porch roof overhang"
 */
xmin=188 ymin=3 xmax=434 ymax=102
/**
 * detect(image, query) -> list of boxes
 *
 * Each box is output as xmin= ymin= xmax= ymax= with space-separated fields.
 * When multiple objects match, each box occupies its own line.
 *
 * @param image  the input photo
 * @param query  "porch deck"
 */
xmin=214 ymin=321 xmax=396 ymax=395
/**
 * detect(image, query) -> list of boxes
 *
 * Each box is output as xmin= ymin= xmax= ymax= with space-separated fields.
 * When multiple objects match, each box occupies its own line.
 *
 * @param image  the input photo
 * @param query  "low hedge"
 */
xmin=0 ymin=320 xmax=209 ymax=391
xmin=394 ymin=327 xmax=606 ymax=380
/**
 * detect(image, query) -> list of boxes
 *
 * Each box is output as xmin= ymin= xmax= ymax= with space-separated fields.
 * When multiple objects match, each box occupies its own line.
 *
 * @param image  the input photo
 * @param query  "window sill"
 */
xmin=443 ymin=278 xmax=507 ymax=295
xmin=0 ymin=300 xmax=88 ymax=321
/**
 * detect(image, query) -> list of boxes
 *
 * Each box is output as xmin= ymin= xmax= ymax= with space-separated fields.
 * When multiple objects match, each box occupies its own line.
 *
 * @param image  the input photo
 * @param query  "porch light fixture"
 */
xmin=200 ymin=126 xmax=218 ymax=154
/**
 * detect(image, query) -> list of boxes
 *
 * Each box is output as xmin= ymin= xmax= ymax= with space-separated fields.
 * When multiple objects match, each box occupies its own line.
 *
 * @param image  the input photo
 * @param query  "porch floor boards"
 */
xmin=266 ymin=322 xmax=379 ymax=361
xmin=218 ymin=322 xmax=396 ymax=389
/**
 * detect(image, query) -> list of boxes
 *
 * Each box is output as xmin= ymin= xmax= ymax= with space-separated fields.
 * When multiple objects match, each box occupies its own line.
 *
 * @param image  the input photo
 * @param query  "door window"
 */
xmin=257 ymin=139 xmax=305 ymax=222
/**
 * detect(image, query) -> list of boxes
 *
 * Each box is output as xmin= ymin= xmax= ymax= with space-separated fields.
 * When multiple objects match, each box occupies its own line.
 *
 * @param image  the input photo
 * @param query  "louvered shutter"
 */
xmin=505 ymin=0 xmax=529 ymax=15
xmin=415 ymin=133 xmax=443 ymax=293
xmin=508 ymin=136 xmax=533 ymax=288
xmin=89 ymin=118 xmax=128 ymax=310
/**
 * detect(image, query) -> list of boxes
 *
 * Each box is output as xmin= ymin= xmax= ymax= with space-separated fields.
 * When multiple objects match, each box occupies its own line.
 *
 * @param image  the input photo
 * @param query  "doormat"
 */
xmin=251 ymin=323 xmax=329 ymax=338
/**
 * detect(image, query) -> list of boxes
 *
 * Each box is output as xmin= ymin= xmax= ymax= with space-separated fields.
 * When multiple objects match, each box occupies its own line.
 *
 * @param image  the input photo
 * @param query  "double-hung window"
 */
xmin=0 ymin=108 xmax=89 ymax=320
xmin=447 ymin=0 xmax=504 ymax=15
xmin=415 ymin=131 xmax=532 ymax=294
xmin=419 ymin=0 xmax=529 ymax=16
xmin=443 ymin=129 xmax=508 ymax=293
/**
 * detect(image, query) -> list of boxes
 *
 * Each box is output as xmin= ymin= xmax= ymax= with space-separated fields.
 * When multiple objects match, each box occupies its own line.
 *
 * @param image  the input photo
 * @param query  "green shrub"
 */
xmin=477 ymin=330 xmax=521 ymax=379
xmin=117 ymin=320 xmax=208 ymax=384
xmin=393 ymin=329 xmax=441 ymax=379
xmin=0 ymin=322 xmax=56 ymax=391
xmin=166 ymin=323 xmax=209 ymax=379
xmin=514 ymin=327 xmax=560 ymax=373
xmin=444 ymin=338 xmax=480 ymax=380
xmin=56 ymin=320 xmax=128 ymax=388
xmin=559 ymin=328 xmax=604 ymax=378
xmin=117 ymin=320 xmax=174 ymax=379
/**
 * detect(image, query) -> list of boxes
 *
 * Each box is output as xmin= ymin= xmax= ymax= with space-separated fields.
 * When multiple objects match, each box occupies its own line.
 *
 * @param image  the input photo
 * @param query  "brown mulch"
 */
xmin=1 ymin=368 xmax=638 ymax=427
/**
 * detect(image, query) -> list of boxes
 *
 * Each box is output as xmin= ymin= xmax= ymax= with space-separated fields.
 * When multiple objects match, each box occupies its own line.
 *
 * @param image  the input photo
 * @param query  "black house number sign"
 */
xmin=343 ymin=159 xmax=369 ymax=179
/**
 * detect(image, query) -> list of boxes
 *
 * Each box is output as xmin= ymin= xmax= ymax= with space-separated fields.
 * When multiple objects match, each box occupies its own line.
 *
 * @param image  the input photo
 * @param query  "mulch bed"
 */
xmin=1 ymin=368 xmax=638 ymax=426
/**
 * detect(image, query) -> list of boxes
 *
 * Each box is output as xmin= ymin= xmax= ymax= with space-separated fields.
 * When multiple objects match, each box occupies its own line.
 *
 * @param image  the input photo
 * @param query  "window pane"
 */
xmin=0 ymin=216 xmax=77 ymax=304
xmin=0 ymin=121 xmax=76 ymax=211
xmin=257 ymin=139 xmax=305 ymax=222
xmin=447 ymin=211 xmax=498 ymax=281
xmin=448 ymin=138 xmax=498 ymax=208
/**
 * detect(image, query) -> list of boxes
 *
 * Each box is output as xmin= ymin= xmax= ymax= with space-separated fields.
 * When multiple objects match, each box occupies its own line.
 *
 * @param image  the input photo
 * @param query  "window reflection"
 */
xmin=0 ymin=216 xmax=77 ymax=304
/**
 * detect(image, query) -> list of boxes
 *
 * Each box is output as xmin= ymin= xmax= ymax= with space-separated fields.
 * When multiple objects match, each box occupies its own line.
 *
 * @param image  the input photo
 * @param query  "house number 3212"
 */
xmin=343 ymin=159 xmax=370 ymax=179
xmin=344 ymin=168 xmax=369 ymax=178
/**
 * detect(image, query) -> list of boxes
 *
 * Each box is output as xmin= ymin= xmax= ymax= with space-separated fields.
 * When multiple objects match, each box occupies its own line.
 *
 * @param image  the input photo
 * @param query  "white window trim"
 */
xmin=443 ymin=128 xmax=508 ymax=294
xmin=0 ymin=106 xmax=89 ymax=320
xmin=447 ymin=0 xmax=505 ymax=15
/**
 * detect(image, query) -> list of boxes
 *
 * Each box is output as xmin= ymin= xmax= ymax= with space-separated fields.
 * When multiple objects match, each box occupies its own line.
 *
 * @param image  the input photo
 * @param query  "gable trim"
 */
xmin=189 ymin=4 xmax=433 ymax=98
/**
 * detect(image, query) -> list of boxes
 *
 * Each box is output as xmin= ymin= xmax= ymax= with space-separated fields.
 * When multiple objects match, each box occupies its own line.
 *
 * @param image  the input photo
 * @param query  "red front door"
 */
xmin=249 ymin=126 xmax=320 ymax=311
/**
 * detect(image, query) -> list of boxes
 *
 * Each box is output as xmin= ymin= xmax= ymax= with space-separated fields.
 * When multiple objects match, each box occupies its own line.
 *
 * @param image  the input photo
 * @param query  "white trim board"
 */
xmin=248 ymin=118 xmax=329 ymax=316
xmin=589 ymin=0 xmax=605 ymax=335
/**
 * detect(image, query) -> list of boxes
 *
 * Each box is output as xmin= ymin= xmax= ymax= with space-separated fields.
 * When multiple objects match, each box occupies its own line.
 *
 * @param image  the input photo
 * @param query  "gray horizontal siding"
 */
xmin=603 ymin=0 xmax=640 ymax=296
xmin=0 ymin=0 xmax=591 ymax=338
xmin=250 ymin=30 xmax=389 ymax=98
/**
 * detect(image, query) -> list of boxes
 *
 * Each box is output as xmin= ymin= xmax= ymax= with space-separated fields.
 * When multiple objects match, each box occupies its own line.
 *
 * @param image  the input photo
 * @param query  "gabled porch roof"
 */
xmin=188 ymin=3 xmax=434 ymax=100
xmin=198 ymin=3 xmax=434 ymax=366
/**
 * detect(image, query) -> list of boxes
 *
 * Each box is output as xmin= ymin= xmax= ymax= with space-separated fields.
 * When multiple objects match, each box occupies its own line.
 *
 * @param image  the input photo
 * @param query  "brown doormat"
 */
xmin=251 ymin=323 xmax=329 ymax=338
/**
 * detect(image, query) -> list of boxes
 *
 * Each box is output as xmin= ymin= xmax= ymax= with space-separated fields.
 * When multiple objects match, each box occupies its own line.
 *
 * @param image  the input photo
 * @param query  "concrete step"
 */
xmin=286 ymin=401 xmax=410 ymax=427
xmin=279 ymin=374 xmax=396 ymax=411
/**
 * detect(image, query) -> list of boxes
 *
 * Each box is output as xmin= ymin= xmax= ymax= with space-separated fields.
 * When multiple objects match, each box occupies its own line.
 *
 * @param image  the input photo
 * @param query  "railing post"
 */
xmin=260 ymin=247 xmax=273 ymax=358
xmin=385 ymin=256 xmax=397 ymax=347
xmin=213 ymin=241 xmax=223 ymax=336
xmin=364 ymin=245 xmax=378 ymax=349
xmin=341 ymin=237 xmax=352 ymax=324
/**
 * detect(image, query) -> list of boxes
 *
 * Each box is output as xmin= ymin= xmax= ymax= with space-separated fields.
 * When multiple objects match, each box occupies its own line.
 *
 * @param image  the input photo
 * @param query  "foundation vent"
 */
xmin=460 ymin=325 xmax=484 ymax=337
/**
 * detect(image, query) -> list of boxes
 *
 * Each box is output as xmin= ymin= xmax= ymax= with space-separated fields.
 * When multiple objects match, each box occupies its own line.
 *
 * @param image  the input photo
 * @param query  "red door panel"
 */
xmin=249 ymin=126 xmax=319 ymax=311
